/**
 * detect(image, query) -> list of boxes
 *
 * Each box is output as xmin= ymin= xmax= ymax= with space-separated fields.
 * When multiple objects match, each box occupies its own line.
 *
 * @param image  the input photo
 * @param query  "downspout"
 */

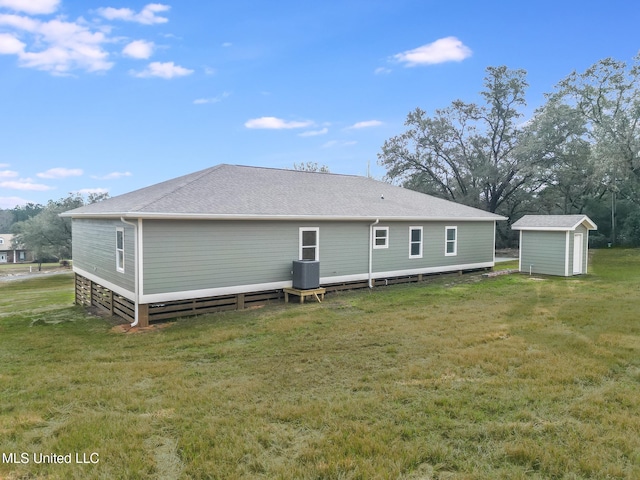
xmin=368 ymin=219 xmax=379 ymax=288
xmin=120 ymin=217 xmax=139 ymax=327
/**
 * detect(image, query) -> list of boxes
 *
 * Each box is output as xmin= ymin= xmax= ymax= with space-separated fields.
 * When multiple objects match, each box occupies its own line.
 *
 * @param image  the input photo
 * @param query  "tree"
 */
xmin=519 ymin=100 xmax=606 ymax=214
xmin=378 ymin=66 xmax=542 ymax=214
xmin=12 ymin=203 xmax=44 ymax=223
xmin=293 ymin=162 xmax=330 ymax=173
xmin=550 ymin=55 xmax=640 ymax=243
xmin=12 ymin=193 xmax=108 ymax=269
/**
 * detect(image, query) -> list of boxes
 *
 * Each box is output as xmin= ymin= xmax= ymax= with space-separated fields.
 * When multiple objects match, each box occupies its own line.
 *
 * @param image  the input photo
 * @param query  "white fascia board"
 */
xmin=64 ymin=212 xmax=506 ymax=222
xmin=572 ymin=217 xmax=598 ymax=231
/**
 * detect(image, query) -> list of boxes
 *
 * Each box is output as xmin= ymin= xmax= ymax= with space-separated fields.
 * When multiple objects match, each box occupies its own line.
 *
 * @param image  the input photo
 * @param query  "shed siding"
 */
xmin=72 ymin=219 xmax=135 ymax=293
xmin=520 ymin=230 xmax=567 ymax=276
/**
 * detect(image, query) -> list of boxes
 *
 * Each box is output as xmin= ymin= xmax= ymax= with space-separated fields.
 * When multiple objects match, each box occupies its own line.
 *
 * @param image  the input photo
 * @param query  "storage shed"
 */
xmin=512 ymin=215 xmax=597 ymax=276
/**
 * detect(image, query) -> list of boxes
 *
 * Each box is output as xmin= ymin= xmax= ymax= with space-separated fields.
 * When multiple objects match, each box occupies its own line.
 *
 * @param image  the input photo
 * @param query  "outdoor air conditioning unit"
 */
xmin=292 ymin=260 xmax=320 ymax=290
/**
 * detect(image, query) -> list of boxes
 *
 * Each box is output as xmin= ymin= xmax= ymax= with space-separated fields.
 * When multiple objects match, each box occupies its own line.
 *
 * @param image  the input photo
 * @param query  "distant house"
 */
xmin=62 ymin=164 xmax=506 ymax=326
xmin=0 ymin=234 xmax=32 ymax=263
xmin=512 ymin=215 xmax=597 ymax=276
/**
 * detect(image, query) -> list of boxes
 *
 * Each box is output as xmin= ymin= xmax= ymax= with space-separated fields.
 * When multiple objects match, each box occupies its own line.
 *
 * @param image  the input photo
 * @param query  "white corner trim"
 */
xmin=564 ymin=231 xmax=570 ymax=277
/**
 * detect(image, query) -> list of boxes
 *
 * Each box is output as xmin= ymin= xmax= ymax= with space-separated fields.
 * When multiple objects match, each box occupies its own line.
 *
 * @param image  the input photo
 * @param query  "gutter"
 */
xmin=120 ymin=217 xmax=140 ymax=327
xmin=62 ymin=212 xmax=508 ymax=222
xmin=368 ymin=219 xmax=379 ymax=288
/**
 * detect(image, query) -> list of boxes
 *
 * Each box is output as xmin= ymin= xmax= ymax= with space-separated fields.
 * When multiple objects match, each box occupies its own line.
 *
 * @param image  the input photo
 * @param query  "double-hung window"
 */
xmin=373 ymin=226 xmax=389 ymax=249
xmin=299 ymin=227 xmax=319 ymax=260
xmin=116 ymin=227 xmax=125 ymax=273
xmin=409 ymin=226 xmax=423 ymax=258
xmin=445 ymin=226 xmax=457 ymax=256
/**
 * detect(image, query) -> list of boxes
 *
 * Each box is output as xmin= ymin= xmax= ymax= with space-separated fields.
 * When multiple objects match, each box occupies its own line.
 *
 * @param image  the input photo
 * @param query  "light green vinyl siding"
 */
xmin=372 ymin=221 xmax=494 ymax=273
xmin=520 ymin=230 xmax=567 ymax=276
xmin=142 ymin=220 xmax=369 ymax=295
xmin=72 ymin=219 xmax=135 ymax=292
xmin=142 ymin=220 xmax=496 ymax=295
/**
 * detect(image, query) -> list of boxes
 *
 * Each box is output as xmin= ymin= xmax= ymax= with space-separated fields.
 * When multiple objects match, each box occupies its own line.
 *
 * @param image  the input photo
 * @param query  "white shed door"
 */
xmin=573 ymin=233 xmax=583 ymax=274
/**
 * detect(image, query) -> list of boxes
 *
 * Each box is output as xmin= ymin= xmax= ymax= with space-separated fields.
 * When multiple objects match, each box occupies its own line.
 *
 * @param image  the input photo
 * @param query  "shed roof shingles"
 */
xmin=511 ymin=215 xmax=597 ymax=230
xmin=65 ymin=164 xmax=505 ymax=220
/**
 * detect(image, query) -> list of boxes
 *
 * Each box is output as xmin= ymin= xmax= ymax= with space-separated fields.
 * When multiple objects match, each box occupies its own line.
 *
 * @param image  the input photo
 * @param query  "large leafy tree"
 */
xmin=12 ymin=193 xmax=108 ymax=267
xmin=550 ymin=55 xmax=640 ymax=242
xmin=378 ymin=66 xmax=543 ymax=214
xmin=519 ymin=100 xmax=605 ymax=214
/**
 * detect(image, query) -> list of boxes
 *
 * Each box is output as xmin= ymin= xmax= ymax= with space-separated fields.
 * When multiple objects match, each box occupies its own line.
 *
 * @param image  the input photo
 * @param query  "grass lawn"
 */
xmin=0 ymin=250 xmax=638 ymax=479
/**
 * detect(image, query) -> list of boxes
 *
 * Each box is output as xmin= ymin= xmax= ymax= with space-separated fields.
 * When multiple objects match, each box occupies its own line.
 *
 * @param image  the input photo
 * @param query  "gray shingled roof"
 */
xmin=63 ymin=164 xmax=505 ymax=221
xmin=511 ymin=215 xmax=597 ymax=230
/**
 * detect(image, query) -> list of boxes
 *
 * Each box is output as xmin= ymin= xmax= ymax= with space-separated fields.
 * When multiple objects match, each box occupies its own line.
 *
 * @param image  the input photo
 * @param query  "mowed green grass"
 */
xmin=1 ymin=250 xmax=638 ymax=479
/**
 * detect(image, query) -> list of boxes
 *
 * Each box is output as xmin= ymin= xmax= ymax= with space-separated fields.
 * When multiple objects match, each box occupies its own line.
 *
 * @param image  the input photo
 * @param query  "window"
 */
xmin=116 ymin=228 xmax=125 ymax=272
xmin=445 ymin=226 xmax=457 ymax=256
xmin=409 ymin=226 xmax=423 ymax=258
xmin=299 ymin=227 xmax=319 ymax=261
xmin=373 ymin=226 xmax=389 ymax=249
xmin=0 ymin=238 xmax=4 ymax=244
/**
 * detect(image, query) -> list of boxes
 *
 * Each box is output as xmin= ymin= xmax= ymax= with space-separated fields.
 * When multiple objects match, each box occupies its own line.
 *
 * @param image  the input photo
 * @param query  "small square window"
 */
xmin=373 ymin=227 xmax=389 ymax=249
xmin=299 ymin=228 xmax=319 ymax=261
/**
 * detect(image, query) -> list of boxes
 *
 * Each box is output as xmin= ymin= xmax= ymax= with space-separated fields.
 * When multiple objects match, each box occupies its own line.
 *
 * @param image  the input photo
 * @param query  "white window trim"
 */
xmin=373 ymin=226 xmax=389 ymax=249
xmin=445 ymin=226 xmax=457 ymax=256
xmin=299 ymin=227 xmax=319 ymax=261
xmin=116 ymin=227 xmax=125 ymax=273
xmin=409 ymin=226 xmax=423 ymax=259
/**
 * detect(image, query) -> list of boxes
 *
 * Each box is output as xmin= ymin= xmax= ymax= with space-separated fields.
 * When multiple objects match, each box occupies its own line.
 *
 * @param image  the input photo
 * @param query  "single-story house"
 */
xmin=511 ymin=214 xmax=597 ymax=276
xmin=62 ymin=164 xmax=506 ymax=325
xmin=0 ymin=234 xmax=32 ymax=263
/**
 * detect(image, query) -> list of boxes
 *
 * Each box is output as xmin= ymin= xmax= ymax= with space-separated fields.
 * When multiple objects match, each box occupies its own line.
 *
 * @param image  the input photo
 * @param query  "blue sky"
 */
xmin=0 ymin=0 xmax=638 ymax=209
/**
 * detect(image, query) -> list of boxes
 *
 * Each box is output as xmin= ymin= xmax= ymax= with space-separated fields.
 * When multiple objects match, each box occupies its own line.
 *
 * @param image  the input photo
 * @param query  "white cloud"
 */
xmin=322 ymin=140 xmax=357 ymax=149
xmin=0 ymin=0 xmax=60 ymax=15
xmin=374 ymin=67 xmax=391 ymax=75
xmin=394 ymin=36 xmax=472 ymax=67
xmin=298 ymin=127 xmax=328 ymax=137
xmin=0 ymin=196 xmax=31 ymax=208
xmin=98 ymin=3 xmax=170 ymax=25
xmin=0 ymin=32 xmax=25 ymax=54
xmin=122 ymin=39 xmax=154 ymax=59
xmin=193 ymin=92 xmax=230 ymax=105
xmin=37 ymin=167 xmax=83 ymax=179
xmin=0 ymin=179 xmax=53 ymax=191
xmin=222 ymin=42 xmax=232 ymax=47
xmin=132 ymin=61 xmax=193 ymax=79
xmin=347 ymin=120 xmax=383 ymax=130
xmin=0 ymin=169 xmax=19 ymax=178
xmin=0 ymin=13 xmax=113 ymax=74
xmin=91 ymin=171 xmax=132 ymax=180
xmin=245 ymin=117 xmax=314 ymax=130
